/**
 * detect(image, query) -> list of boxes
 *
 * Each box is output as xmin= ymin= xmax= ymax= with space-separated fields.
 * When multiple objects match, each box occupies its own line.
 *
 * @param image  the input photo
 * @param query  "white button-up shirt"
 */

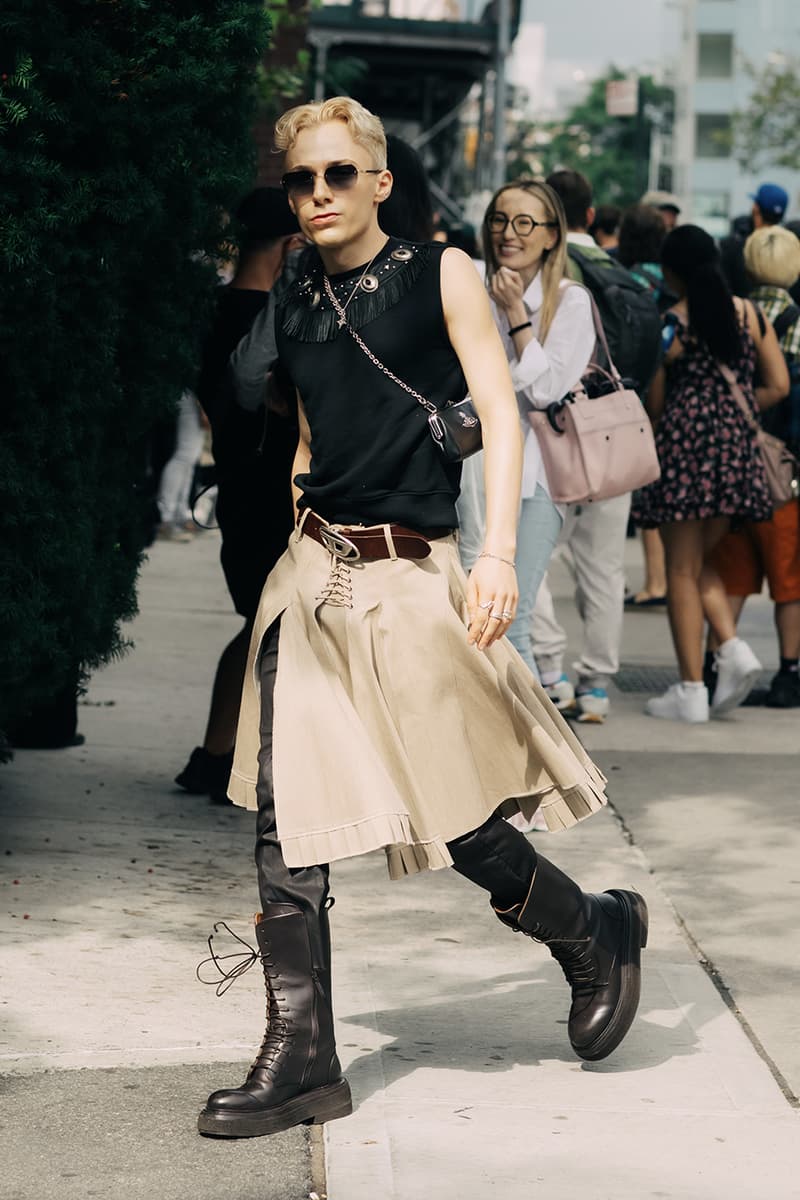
xmin=489 ymin=270 xmax=596 ymax=499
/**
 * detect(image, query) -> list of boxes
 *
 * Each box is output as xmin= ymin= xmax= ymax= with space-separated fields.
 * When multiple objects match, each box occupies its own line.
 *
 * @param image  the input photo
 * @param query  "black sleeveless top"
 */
xmin=275 ymin=237 xmax=466 ymax=529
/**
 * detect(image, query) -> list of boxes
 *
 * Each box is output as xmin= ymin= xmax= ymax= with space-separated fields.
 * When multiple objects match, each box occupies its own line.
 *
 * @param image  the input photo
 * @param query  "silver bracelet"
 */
xmin=478 ymin=551 xmax=516 ymax=568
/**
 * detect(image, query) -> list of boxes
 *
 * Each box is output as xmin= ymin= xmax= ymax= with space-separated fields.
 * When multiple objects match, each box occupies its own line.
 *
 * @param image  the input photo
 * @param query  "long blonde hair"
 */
xmin=482 ymin=180 xmax=568 ymax=343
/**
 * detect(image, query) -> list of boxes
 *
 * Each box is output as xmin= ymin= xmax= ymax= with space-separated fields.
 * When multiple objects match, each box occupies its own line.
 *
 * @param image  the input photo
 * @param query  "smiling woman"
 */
xmin=458 ymin=180 xmax=594 ymax=677
xmin=482 ymin=180 xmax=568 ymax=343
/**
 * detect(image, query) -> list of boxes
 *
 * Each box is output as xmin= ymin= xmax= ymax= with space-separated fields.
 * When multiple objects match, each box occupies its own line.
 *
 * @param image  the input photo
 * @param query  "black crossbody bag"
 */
xmin=322 ymin=275 xmax=482 ymax=464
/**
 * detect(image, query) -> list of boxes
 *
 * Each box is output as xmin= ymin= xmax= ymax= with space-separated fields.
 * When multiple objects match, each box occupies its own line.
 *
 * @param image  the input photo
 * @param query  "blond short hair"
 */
xmin=274 ymin=98 xmax=387 ymax=169
xmin=744 ymin=225 xmax=800 ymax=289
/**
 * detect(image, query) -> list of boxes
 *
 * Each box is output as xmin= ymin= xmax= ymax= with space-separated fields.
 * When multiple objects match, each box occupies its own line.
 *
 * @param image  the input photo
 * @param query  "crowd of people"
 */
xmin=177 ymin=167 xmax=800 ymax=790
xmin=173 ymin=150 xmax=800 ymax=787
xmin=457 ymin=172 xmax=800 ymax=725
xmin=160 ymin=95 xmax=799 ymax=1141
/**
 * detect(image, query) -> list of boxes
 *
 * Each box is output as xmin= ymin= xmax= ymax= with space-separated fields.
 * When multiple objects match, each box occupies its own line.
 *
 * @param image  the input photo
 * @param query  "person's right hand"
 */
xmin=489 ymin=267 xmax=525 ymax=315
xmin=465 ymin=557 xmax=518 ymax=651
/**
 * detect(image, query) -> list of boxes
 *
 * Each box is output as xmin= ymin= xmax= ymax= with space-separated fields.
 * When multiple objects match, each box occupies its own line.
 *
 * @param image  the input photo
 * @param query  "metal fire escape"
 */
xmin=307 ymin=0 xmax=520 ymax=212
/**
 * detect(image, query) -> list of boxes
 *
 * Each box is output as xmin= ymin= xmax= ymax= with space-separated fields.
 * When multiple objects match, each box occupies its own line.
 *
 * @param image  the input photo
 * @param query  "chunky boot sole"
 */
xmin=573 ymin=890 xmax=649 ymax=1063
xmin=197 ymin=1077 xmax=353 ymax=1138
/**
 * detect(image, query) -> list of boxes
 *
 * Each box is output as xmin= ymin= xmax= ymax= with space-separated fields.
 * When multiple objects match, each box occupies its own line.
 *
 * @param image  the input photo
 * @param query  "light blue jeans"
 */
xmin=506 ymin=487 xmax=563 ymax=675
xmin=457 ymin=454 xmax=562 ymax=677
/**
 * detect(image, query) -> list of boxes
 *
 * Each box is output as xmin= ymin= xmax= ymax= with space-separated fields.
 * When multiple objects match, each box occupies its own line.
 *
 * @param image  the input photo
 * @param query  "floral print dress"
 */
xmin=633 ymin=318 xmax=773 ymax=528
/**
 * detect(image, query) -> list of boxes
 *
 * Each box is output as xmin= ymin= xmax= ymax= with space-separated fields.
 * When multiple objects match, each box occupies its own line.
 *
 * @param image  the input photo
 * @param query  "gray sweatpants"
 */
xmin=532 ymin=492 xmax=631 ymax=689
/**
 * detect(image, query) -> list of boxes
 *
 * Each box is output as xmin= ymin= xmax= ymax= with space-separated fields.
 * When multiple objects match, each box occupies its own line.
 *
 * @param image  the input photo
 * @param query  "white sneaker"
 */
xmin=645 ymin=682 xmax=709 ymax=723
xmin=712 ymin=638 xmax=762 ymax=715
xmin=157 ymin=522 xmax=193 ymax=543
xmin=543 ymin=673 xmax=576 ymax=712
xmin=576 ymin=687 xmax=610 ymax=724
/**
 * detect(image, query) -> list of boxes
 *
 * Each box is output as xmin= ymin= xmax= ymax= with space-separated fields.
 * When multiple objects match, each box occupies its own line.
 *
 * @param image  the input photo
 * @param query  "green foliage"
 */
xmin=0 ymin=1 xmax=271 ymax=732
xmin=322 ymin=55 xmax=368 ymax=98
xmin=507 ymin=68 xmax=673 ymax=206
xmin=256 ymin=0 xmax=310 ymax=116
xmin=733 ymin=57 xmax=800 ymax=171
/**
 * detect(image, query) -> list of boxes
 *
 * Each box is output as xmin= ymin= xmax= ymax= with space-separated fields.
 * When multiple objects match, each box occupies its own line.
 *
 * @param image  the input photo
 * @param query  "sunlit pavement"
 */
xmin=2 ymin=532 xmax=798 ymax=1200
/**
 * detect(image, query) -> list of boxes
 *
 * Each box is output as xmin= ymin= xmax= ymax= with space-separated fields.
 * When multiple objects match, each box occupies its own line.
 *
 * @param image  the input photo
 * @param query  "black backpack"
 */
xmin=765 ymin=303 xmax=800 ymax=453
xmin=567 ymin=244 xmax=662 ymax=392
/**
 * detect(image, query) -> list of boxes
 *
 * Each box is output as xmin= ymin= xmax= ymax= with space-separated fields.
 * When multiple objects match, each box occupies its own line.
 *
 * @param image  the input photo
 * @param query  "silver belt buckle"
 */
xmin=319 ymin=525 xmax=361 ymax=561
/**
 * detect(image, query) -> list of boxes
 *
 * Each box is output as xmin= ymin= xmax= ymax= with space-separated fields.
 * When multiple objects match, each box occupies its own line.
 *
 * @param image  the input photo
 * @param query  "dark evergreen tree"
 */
xmin=0 ymin=1 xmax=271 ymax=739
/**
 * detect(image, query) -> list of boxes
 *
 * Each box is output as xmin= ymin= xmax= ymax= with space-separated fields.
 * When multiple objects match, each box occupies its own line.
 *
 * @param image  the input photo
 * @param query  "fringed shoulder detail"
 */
xmin=279 ymin=240 xmax=432 ymax=344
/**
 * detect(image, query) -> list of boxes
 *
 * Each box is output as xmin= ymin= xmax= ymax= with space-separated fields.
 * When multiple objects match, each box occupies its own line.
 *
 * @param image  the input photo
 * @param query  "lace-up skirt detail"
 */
xmin=229 ymin=527 xmax=607 ymax=879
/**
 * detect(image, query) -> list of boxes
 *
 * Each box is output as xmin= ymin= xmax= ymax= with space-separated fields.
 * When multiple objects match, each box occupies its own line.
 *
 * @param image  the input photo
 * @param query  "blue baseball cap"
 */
xmin=750 ymin=182 xmax=789 ymax=219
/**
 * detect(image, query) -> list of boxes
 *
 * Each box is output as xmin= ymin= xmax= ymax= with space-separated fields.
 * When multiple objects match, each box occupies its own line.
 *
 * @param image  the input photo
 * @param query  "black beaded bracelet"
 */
xmin=508 ymin=320 xmax=532 ymax=337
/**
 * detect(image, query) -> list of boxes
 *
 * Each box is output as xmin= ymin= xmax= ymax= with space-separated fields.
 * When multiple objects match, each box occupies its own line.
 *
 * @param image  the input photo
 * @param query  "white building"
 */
xmin=671 ymin=0 xmax=800 ymax=236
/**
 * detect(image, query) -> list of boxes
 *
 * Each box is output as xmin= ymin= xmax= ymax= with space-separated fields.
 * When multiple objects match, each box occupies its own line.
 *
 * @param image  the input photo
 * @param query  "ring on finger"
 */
xmin=501 ymin=610 xmax=514 ymax=619
xmin=478 ymin=600 xmax=494 ymax=610
xmin=488 ymin=613 xmax=504 ymax=620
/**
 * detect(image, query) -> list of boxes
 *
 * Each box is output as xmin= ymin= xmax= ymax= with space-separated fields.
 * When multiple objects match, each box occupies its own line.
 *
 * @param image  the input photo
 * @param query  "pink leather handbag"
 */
xmin=528 ymin=290 xmax=661 ymax=504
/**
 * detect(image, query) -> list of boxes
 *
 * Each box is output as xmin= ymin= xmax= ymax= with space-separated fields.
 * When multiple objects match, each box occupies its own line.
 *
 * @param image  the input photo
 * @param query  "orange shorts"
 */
xmin=709 ymin=500 xmax=800 ymax=603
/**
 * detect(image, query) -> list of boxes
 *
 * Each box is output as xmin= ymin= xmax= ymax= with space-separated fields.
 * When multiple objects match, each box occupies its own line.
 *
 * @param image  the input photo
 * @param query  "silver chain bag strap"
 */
xmin=322 ymin=274 xmax=482 ymax=463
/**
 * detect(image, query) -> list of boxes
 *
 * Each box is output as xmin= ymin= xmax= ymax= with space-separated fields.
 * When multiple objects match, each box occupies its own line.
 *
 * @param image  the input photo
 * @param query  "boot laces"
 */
xmin=196 ymin=921 xmax=262 ymax=997
xmin=528 ymin=924 xmax=597 ymax=997
xmin=195 ymin=922 xmax=295 ymax=1079
xmin=250 ymin=991 xmax=293 ymax=1078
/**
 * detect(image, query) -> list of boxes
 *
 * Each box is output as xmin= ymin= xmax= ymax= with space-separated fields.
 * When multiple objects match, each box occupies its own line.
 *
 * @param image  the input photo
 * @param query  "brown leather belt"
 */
xmin=300 ymin=510 xmax=449 ymax=561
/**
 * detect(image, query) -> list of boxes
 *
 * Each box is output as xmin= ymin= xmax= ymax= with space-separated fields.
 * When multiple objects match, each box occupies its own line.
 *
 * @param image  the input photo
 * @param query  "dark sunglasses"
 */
xmin=280 ymin=163 xmax=382 ymax=199
xmin=488 ymin=212 xmax=558 ymax=237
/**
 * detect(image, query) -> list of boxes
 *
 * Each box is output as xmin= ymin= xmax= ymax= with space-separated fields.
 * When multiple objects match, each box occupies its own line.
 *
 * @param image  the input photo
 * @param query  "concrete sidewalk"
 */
xmin=1 ymin=532 xmax=798 ymax=1200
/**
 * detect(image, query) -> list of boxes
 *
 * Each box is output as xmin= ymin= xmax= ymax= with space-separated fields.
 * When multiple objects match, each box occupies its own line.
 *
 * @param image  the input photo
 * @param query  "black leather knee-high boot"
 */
xmin=494 ymin=854 xmax=649 ymax=1061
xmin=198 ymin=904 xmax=352 ymax=1138
xmin=448 ymin=814 xmax=648 ymax=1062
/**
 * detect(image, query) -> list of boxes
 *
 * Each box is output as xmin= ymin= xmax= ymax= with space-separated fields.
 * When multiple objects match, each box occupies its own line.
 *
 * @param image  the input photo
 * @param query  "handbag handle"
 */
xmin=561 ymin=281 xmax=626 ymax=392
xmin=716 ymin=360 xmax=762 ymax=436
xmin=569 ymin=362 xmax=624 ymax=401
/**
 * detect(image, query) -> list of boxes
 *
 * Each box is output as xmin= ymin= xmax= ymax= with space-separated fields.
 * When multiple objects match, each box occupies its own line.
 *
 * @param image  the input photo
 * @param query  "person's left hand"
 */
xmin=465 ymin=557 xmax=518 ymax=650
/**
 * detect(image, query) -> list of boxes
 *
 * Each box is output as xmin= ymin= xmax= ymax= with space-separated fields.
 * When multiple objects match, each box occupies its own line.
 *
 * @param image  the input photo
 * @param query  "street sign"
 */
xmin=606 ymin=78 xmax=638 ymax=117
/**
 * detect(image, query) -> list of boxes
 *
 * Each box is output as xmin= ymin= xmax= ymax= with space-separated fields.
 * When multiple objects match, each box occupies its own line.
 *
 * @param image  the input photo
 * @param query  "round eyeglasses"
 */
xmin=488 ymin=212 xmax=558 ymax=237
xmin=281 ymin=163 xmax=382 ymax=199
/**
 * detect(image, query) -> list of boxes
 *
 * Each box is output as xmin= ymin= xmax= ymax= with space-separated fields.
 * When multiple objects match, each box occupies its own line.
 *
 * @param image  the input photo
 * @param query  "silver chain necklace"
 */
xmin=326 ymin=240 xmax=388 ymax=328
xmin=322 ymin=273 xmax=438 ymax=416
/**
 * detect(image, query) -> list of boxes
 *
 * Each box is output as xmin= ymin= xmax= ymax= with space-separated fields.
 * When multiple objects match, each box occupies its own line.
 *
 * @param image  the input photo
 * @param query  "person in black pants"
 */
xmin=197 ymin=100 xmax=648 ymax=1141
xmin=175 ymin=189 xmax=303 ymax=798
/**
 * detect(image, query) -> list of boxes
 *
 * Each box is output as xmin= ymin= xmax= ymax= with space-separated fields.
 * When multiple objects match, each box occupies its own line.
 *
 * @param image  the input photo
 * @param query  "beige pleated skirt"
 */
xmin=229 ymin=522 xmax=607 ymax=880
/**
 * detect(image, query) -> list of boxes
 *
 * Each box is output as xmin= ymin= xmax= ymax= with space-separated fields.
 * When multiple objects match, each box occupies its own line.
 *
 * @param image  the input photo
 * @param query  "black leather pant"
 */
xmin=255 ymin=622 xmax=539 ymax=969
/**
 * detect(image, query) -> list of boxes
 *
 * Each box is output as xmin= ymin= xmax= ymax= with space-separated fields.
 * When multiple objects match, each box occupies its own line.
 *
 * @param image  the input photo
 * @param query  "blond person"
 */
xmin=458 ymin=181 xmax=595 ymax=676
xmin=198 ymin=99 xmax=647 ymax=1140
